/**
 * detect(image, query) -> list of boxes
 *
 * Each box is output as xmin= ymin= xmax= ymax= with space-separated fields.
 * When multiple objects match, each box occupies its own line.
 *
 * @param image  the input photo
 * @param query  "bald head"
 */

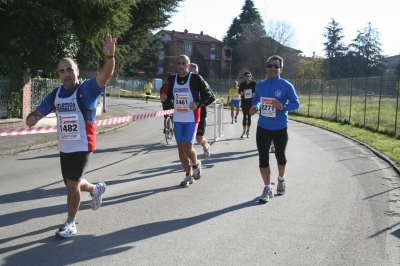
xmin=57 ymin=58 xmax=80 ymax=89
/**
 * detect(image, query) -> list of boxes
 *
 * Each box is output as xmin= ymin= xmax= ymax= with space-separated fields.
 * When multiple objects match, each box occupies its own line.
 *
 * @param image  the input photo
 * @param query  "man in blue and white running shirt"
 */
xmin=26 ymin=34 xmax=116 ymax=238
xmin=163 ymin=55 xmax=214 ymax=187
xmin=249 ymin=55 xmax=300 ymax=203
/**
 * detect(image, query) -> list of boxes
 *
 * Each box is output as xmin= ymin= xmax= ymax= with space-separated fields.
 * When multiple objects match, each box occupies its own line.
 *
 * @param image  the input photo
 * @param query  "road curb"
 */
xmin=291 ymin=118 xmax=400 ymax=176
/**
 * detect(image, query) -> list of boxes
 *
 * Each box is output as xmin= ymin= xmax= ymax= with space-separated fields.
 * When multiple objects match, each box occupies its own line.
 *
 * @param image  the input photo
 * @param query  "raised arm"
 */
xmin=96 ymin=33 xmax=116 ymax=88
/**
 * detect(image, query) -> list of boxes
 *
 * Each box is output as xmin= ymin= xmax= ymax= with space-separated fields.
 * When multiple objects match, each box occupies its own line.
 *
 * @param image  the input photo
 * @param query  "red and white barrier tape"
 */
xmin=0 ymin=109 xmax=174 ymax=137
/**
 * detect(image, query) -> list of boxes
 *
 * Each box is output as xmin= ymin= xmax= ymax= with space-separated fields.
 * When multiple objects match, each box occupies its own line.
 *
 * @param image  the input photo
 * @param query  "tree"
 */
xmin=190 ymin=46 xmax=209 ymax=78
xmin=395 ymin=62 xmax=400 ymax=76
xmin=322 ymin=18 xmax=347 ymax=79
xmin=0 ymin=0 xmax=183 ymax=78
xmin=266 ymin=20 xmax=296 ymax=51
xmin=297 ymin=56 xmax=324 ymax=79
xmin=223 ymin=0 xmax=264 ymax=78
xmin=348 ymin=22 xmax=385 ymax=77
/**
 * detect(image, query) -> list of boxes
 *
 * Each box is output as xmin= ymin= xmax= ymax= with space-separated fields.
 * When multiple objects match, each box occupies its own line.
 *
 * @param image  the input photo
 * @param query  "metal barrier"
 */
xmin=213 ymin=98 xmax=224 ymax=141
xmin=30 ymin=78 xmax=61 ymax=112
xmin=0 ymin=77 xmax=10 ymax=117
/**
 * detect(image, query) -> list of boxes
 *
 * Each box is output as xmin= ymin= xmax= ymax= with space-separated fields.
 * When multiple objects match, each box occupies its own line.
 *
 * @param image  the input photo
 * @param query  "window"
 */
xmin=184 ymin=43 xmax=192 ymax=57
xmin=210 ymin=45 xmax=216 ymax=59
xmin=209 ymin=61 xmax=215 ymax=76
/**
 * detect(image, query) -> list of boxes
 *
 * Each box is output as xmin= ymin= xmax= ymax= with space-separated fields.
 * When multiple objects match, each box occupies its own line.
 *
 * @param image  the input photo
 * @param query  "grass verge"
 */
xmin=289 ymin=114 xmax=400 ymax=167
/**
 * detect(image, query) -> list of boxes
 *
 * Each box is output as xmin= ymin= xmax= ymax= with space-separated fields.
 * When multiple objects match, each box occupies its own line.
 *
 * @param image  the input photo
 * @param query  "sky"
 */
xmin=163 ymin=0 xmax=400 ymax=57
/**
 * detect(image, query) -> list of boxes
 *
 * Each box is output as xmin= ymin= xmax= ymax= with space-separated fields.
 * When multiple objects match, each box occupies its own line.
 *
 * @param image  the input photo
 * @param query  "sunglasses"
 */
xmin=267 ymin=64 xmax=280 ymax=69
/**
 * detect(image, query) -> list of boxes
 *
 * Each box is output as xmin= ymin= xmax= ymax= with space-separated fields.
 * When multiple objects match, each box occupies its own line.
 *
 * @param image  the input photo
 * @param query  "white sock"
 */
xmin=278 ymin=176 xmax=285 ymax=182
xmin=91 ymin=185 xmax=98 ymax=194
xmin=265 ymin=184 xmax=272 ymax=191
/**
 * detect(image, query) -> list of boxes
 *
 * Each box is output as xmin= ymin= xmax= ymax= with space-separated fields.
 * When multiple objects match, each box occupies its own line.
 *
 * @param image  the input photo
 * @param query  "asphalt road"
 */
xmin=0 ymin=97 xmax=399 ymax=266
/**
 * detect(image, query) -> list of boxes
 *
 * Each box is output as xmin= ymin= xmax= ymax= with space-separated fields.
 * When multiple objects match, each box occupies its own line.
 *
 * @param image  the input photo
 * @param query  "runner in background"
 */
xmin=189 ymin=63 xmax=215 ymax=160
xmin=238 ymin=71 xmax=256 ymax=138
xmin=160 ymin=75 xmax=173 ymax=133
xmin=144 ymin=79 xmax=152 ymax=103
xmin=227 ymin=80 xmax=240 ymax=124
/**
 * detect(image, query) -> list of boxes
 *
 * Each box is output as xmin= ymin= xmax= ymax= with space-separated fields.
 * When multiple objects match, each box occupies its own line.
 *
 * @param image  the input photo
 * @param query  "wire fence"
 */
xmin=1 ymin=74 xmax=400 ymax=138
xmin=287 ymin=74 xmax=400 ymax=138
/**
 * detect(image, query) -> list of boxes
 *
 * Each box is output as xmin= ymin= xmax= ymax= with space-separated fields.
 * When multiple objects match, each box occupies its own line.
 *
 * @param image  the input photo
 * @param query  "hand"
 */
xmin=102 ymin=33 xmax=116 ymax=56
xmin=249 ymin=106 xmax=257 ymax=116
xmin=189 ymin=102 xmax=198 ymax=110
xmin=26 ymin=115 xmax=39 ymax=128
xmin=273 ymin=99 xmax=284 ymax=110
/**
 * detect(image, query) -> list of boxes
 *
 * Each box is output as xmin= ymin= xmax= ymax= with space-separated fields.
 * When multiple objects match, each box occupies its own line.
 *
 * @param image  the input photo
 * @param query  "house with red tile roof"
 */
xmin=155 ymin=29 xmax=225 ymax=77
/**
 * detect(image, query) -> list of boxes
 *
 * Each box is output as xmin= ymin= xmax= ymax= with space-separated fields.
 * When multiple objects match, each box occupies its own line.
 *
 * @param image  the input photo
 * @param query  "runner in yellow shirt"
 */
xmin=144 ymin=79 xmax=153 ymax=103
xmin=227 ymin=80 xmax=241 ymax=124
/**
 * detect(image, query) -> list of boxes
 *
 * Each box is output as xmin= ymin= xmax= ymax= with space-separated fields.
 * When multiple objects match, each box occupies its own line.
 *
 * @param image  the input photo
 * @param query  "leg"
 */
xmin=256 ymin=127 xmax=274 ymax=202
xmin=66 ymin=178 xmax=94 ymax=218
xmin=272 ymin=128 xmax=288 ymax=195
xmin=177 ymin=142 xmax=193 ymax=174
xmin=273 ymin=127 xmax=288 ymax=178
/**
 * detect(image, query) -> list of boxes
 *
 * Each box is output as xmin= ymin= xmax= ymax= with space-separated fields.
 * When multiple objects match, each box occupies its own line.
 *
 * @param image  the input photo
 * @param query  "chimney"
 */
xmin=200 ymin=31 xmax=203 ymax=36
xmin=184 ymin=29 xmax=188 ymax=34
xmin=172 ymin=30 xmax=175 ymax=35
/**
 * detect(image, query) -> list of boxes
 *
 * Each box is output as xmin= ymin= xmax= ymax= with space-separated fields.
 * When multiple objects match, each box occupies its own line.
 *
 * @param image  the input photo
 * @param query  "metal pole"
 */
xmin=103 ymin=88 xmax=106 ymax=113
xmin=364 ymin=76 xmax=368 ymax=127
xmin=349 ymin=77 xmax=354 ymax=124
xmin=377 ymin=74 xmax=383 ymax=131
xmin=394 ymin=74 xmax=399 ymax=137
xmin=229 ymin=49 xmax=233 ymax=90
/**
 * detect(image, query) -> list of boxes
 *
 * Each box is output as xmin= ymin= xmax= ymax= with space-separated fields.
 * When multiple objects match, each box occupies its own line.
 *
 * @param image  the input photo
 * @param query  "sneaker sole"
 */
xmin=277 ymin=190 xmax=285 ymax=195
xmin=258 ymin=198 xmax=269 ymax=203
xmin=179 ymin=181 xmax=193 ymax=187
xmin=91 ymin=182 xmax=106 ymax=210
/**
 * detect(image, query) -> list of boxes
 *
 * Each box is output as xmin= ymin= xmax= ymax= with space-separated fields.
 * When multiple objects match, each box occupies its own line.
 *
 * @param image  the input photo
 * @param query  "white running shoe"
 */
xmin=246 ymin=131 xmax=250 ymax=138
xmin=203 ymin=145 xmax=210 ymax=160
xmin=270 ymin=144 xmax=275 ymax=153
xmin=258 ymin=187 xmax=274 ymax=203
xmin=90 ymin=182 xmax=106 ymax=210
xmin=240 ymin=132 xmax=246 ymax=138
xmin=193 ymin=161 xmax=202 ymax=180
xmin=180 ymin=175 xmax=194 ymax=187
xmin=277 ymin=179 xmax=285 ymax=195
xmin=56 ymin=221 xmax=77 ymax=238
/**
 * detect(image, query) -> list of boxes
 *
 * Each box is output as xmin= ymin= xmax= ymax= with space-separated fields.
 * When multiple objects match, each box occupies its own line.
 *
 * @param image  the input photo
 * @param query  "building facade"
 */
xmin=155 ymin=30 xmax=225 ymax=77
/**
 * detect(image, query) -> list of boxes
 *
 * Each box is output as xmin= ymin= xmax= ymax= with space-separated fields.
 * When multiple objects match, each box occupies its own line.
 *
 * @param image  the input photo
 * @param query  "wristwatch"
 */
xmin=106 ymin=55 xmax=114 ymax=59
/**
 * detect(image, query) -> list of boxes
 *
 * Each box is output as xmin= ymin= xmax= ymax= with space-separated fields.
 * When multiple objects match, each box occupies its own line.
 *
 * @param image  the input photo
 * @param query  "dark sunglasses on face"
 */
xmin=267 ymin=64 xmax=280 ymax=69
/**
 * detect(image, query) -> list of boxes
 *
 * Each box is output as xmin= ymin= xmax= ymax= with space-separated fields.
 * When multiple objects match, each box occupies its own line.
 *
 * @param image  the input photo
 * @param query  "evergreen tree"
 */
xmin=0 ymin=0 xmax=182 ymax=78
xmin=322 ymin=18 xmax=347 ymax=79
xmin=223 ymin=0 xmax=264 ymax=78
xmin=190 ymin=46 xmax=208 ymax=79
xmin=348 ymin=22 xmax=385 ymax=77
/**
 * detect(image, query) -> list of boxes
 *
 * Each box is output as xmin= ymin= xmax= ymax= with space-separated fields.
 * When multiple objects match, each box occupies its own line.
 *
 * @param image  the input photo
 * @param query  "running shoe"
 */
xmin=193 ymin=161 xmax=202 ymax=180
xmin=231 ymin=120 xmax=234 ymax=124
xmin=277 ymin=179 xmax=285 ymax=195
xmin=240 ymin=132 xmax=246 ymax=138
xmin=90 ymin=182 xmax=106 ymax=210
xmin=56 ymin=221 xmax=77 ymax=238
xmin=258 ymin=187 xmax=274 ymax=203
xmin=270 ymin=144 xmax=275 ymax=153
xmin=246 ymin=131 xmax=250 ymax=138
xmin=203 ymin=145 xmax=211 ymax=160
xmin=180 ymin=174 xmax=194 ymax=187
